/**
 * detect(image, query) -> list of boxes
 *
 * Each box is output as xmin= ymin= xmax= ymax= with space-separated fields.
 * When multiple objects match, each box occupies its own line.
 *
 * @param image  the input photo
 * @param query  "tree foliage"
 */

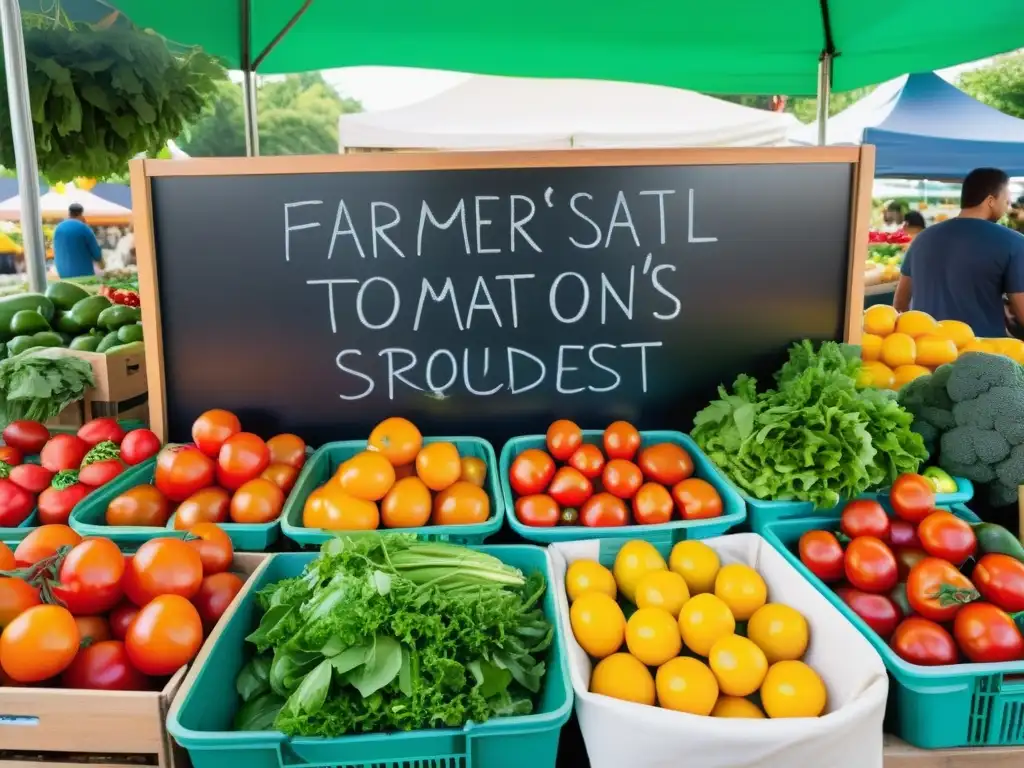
xmin=715 ymin=88 xmax=875 ymax=124
xmin=959 ymin=53 xmax=1024 ymax=120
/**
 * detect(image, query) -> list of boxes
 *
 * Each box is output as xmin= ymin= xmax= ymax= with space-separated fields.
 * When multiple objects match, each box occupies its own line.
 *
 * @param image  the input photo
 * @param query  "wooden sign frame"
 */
xmin=129 ymin=146 xmax=875 ymax=443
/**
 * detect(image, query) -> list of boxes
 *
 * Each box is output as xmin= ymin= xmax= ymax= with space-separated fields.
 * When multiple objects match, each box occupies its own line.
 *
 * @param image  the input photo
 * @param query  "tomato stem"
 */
xmin=50 ymin=470 xmax=79 ymax=490
xmin=928 ymin=583 xmax=979 ymax=607
xmin=0 ymin=545 xmax=74 ymax=608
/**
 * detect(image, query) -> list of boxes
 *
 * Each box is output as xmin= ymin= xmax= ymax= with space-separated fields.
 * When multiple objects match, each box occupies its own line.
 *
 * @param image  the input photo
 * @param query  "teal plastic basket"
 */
xmin=281 ymin=437 xmax=503 ymax=548
xmin=760 ymin=503 xmax=1024 ymax=749
xmin=500 ymin=430 xmax=745 ymax=545
xmin=167 ymin=546 xmax=572 ymax=768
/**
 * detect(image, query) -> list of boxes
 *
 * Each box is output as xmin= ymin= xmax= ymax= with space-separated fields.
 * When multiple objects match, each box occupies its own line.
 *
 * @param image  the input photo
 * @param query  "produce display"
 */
xmin=864 ymin=231 xmax=911 ymax=286
xmin=233 ymin=535 xmax=552 ymax=735
xmin=0 ymin=523 xmax=243 ymax=688
xmin=568 ymin=539 xmax=826 ymax=718
xmin=0 ymin=349 xmax=94 ymax=423
xmin=692 ymin=340 xmax=926 ymax=508
xmin=0 ymin=418 xmax=162 ymax=528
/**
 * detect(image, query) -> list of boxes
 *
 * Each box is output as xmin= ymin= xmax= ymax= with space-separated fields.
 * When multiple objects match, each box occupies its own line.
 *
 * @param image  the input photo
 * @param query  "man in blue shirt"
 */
xmin=894 ymin=168 xmax=1024 ymax=338
xmin=52 ymin=203 xmax=101 ymax=278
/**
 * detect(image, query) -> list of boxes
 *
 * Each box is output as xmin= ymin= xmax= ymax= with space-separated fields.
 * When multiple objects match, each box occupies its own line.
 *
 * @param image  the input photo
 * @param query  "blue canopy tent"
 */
xmin=792 ymin=72 xmax=1024 ymax=179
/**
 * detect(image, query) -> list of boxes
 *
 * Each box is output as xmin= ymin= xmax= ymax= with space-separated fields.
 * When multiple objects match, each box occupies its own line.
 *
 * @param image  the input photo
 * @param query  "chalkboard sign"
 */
xmin=132 ymin=148 xmax=873 ymax=445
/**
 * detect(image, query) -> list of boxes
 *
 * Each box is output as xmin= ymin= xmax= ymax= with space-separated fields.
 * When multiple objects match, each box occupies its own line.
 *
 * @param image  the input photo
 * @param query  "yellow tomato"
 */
xmin=936 ymin=319 xmax=975 ymax=349
xmin=858 ymin=361 xmax=895 ymax=389
xmin=962 ymin=339 xmax=996 ymax=354
xmin=613 ymin=540 xmax=667 ymax=603
xmin=895 ymin=310 xmax=938 ymax=338
xmin=714 ymin=564 xmax=767 ymax=621
xmin=655 ymin=657 xmax=719 ymax=716
xmin=712 ymin=696 xmax=766 ymax=718
xmin=590 ymin=653 xmax=655 ymax=706
xmin=761 ymin=660 xmax=827 ymax=718
xmin=625 ymin=607 xmax=682 ymax=667
xmin=565 ymin=560 xmax=617 ymax=602
xmin=668 ymin=540 xmax=720 ymax=595
xmin=860 ymin=333 xmax=883 ymax=363
xmin=634 ymin=570 xmax=690 ymax=617
xmin=863 ymin=305 xmax=897 ymax=336
xmin=459 ymin=456 xmax=488 ymax=487
xmin=678 ymin=593 xmax=735 ymax=656
xmin=747 ymin=604 xmax=809 ymax=663
xmin=880 ymin=332 xmax=916 ymax=368
xmin=989 ymin=337 xmax=1024 ymax=364
xmin=570 ymin=592 xmax=625 ymax=659
xmin=892 ymin=364 xmax=931 ymax=389
xmin=708 ymin=635 xmax=768 ymax=697
xmin=914 ymin=335 xmax=958 ymax=367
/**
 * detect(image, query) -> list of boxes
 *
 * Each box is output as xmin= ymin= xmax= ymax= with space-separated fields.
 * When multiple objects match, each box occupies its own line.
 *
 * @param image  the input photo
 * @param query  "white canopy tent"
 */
xmin=0 ymin=184 xmax=131 ymax=223
xmin=339 ymin=75 xmax=800 ymax=151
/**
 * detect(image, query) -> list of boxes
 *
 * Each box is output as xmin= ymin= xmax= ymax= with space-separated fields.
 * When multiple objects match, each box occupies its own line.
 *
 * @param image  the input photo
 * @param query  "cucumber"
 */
xmin=9 ymin=309 xmax=51 ymax=335
xmin=0 ymin=294 xmax=55 ymax=340
xmin=54 ymin=310 xmax=86 ymax=335
xmin=45 ymin=281 xmax=91 ymax=312
xmin=7 ymin=331 xmax=63 ymax=356
xmin=95 ymin=331 xmax=122 ymax=353
xmin=67 ymin=295 xmax=112 ymax=330
xmin=69 ymin=334 xmax=102 ymax=352
xmin=97 ymin=305 xmax=140 ymax=331
xmin=116 ymin=324 xmax=144 ymax=344
xmin=973 ymin=522 xmax=1024 ymax=562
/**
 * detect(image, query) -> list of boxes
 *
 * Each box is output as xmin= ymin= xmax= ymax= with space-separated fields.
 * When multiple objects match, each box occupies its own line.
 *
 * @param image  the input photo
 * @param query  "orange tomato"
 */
xmin=266 ymin=433 xmax=307 ymax=470
xmin=0 ymin=604 xmax=79 ymax=682
xmin=368 ymin=417 xmax=422 ymax=466
xmin=303 ymin=486 xmax=379 ymax=530
xmin=74 ymin=615 xmax=111 ymax=644
xmin=546 ymin=419 xmax=583 ymax=461
xmin=187 ymin=522 xmax=234 ymax=575
xmin=130 ymin=538 xmax=204 ymax=602
xmin=0 ymin=578 xmax=40 ymax=628
xmin=108 ymin=484 xmax=172 ymax=528
xmin=173 ymin=486 xmax=230 ymax=529
xmin=459 ymin=456 xmax=487 ymax=487
xmin=125 ymin=595 xmax=203 ymax=677
xmin=336 ymin=451 xmax=396 ymax=501
xmin=14 ymin=524 xmax=81 ymax=566
xmin=229 ymin=478 xmax=284 ymax=524
xmin=261 ymin=462 xmax=299 ymax=494
xmin=0 ymin=541 xmax=13 ymax=570
xmin=381 ymin=476 xmax=432 ymax=528
xmin=637 ymin=443 xmax=694 ymax=485
xmin=416 ymin=442 xmax=462 ymax=491
xmin=216 ymin=433 xmax=271 ymax=491
xmin=394 ymin=463 xmax=416 ymax=480
xmin=433 ymin=481 xmax=490 ymax=526
xmin=191 ymin=409 xmax=241 ymax=457
xmin=568 ymin=443 xmax=605 ymax=479
xmin=604 ymin=421 xmax=641 ymax=460
xmin=672 ymin=478 xmax=723 ymax=520
xmin=632 ymin=482 xmax=674 ymax=525
xmin=602 ymin=459 xmax=643 ymax=500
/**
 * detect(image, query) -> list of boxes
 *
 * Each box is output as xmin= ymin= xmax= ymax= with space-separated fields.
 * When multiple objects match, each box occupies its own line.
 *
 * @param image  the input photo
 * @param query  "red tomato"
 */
xmin=580 ymin=493 xmax=629 ymax=527
xmin=2 ymin=420 xmax=49 ymax=454
xmin=120 ymin=429 xmax=162 ymax=466
xmin=637 ymin=443 xmax=693 ymax=485
xmin=8 ymin=463 xmax=53 ymax=494
xmin=798 ymin=530 xmax=845 ymax=582
xmin=155 ymin=445 xmax=215 ymax=502
xmin=546 ymin=420 xmax=583 ymax=462
xmin=889 ymin=519 xmax=921 ymax=549
xmin=52 ymin=538 xmax=125 ymax=615
xmin=889 ymin=474 xmax=935 ymax=524
xmin=603 ymin=421 xmax=641 ymax=460
xmin=844 ymin=536 xmax=898 ymax=594
xmin=77 ymin=418 xmax=126 ymax=447
xmin=972 ymin=554 xmax=1024 ymax=613
xmin=187 ymin=522 xmax=234 ymax=575
xmin=0 ymin=604 xmax=80 ymax=682
xmin=514 ymin=495 xmax=560 ymax=527
xmin=895 ymin=547 xmax=928 ymax=581
xmin=917 ymin=511 xmax=976 ymax=565
xmin=192 ymin=572 xmax=244 ymax=627
xmin=836 ymin=586 xmax=901 ymax=640
xmin=891 ymin=617 xmax=958 ymax=666
xmin=601 ymin=460 xmax=643 ymax=500
xmin=216 ymin=433 xmax=271 ymax=491
xmin=632 ymin=483 xmax=674 ymax=525
xmin=568 ymin=444 xmax=605 ymax=479
xmin=0 ymin=445 xmax=22 ymax=465
xmin=0 ymin=478 xmax=36 ymax=527
xmin=173 ymin=487 xmax=230 ymax=529
xmin=130 ymin=538 xmax=204 ymax=602
xmin=671 ymin=478 xmax=723 ymax=520
xmin=39 ymin=434 xmax=90 ymax=473
xmin=907 ymin=557 xmax=979 ymax=622
xmin=840 ymin=499 xmax=891 ymax=540
xmin=78 ymin=458 xmax=124 ymax=487
xmin=192 ymin=409 xmax=242 ymax=458
xmin=0 ymin=577 xmax=40 ymax=628
xmin=954 ymin=602 xmax=1024 ymax=663
xmin=109 ymin=602 xmax=141 ymax=640
xmin=61 ymin=640 xmax=149 ymax=691
xmin=37 ymin=483 xmax=91 ymax=526
xmin=547 ymin=466 xmax=593 ymax=507
xmin=74 ymin=615 xmax=111 ymax=644
xmin=125 ymin=595 xmax=204 ymax=676
xmin=509 ymin=449 xmax=556 ymax=496
xmin=266 ymin=434 xmax=307 ymax=470
xmin=14 ymin=524 xmax=81 ymax=566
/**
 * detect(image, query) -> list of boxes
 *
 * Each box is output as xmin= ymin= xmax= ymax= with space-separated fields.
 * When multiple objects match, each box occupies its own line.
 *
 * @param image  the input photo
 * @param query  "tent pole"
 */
xmin=240 ymin=0 xmax=259 ymax=156
xmin=0 ymin=0 xmax=46 ymax=292
xmin=816 ymin=53 xmax=832 ymax=146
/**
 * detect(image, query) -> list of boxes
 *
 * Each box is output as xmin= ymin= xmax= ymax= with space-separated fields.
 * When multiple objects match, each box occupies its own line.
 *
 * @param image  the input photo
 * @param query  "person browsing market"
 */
xmin=52 ymin=203 xmax=102 ymax=279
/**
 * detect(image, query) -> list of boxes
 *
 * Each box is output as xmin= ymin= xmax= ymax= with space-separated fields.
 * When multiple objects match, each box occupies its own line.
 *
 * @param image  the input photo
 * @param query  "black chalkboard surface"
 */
xmin=138 ymin=151 xmax=864 ymax=445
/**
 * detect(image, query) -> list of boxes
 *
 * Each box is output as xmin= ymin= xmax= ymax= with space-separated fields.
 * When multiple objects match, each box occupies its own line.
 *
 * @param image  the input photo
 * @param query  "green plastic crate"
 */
xmin=499 ymin=430 xmax=745 ymax=545
xmin=760 ymin=503 xmax=1024 ymax=749
xmin=167 ymin=546 xmax=572 ymax=768
xmin=281 ymin=437 xmax=504 ymax=548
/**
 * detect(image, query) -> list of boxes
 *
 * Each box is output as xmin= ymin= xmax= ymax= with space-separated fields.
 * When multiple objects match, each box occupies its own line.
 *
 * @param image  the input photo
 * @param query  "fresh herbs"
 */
xmin=234 ymin=535 xmax=553 ymax=737
xmin=692 ymin=340 xmax=927 ymax=508
xmin=0 ymin=348 xmax=93 ymax=426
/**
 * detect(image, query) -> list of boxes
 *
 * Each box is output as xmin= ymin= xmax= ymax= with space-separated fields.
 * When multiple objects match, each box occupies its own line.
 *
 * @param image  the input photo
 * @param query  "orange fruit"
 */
xmin=857 ymin=361 xmax=895 ymax=389
xmin=335 ymin=451 xmax=396 ymax=501
xmin=895 ymin=310 xmax=938 ymax=338
xmin=881 ymin=333 xmax=916 ymax=368
xmin=433 ymin=481 xmax=490 ymax=525
xmin=381 ymin=476 xmax=432 ymax=528
xmin=988 ymin=338 xmax=1024 ymax=364
xmin=863 ymin=305 xmax=897 ymax=336
xmin=459 ymin=456 xmax=487 ymax=487
xmin=936 ymin=320 xmax=975 ymax=349
xmin=367 ymin=417 xmax=422 ymax=466
xmin=0 ymin=542 xmax=15 ymax=570
xmin=914 ymin=335 xmax=958 ymax=367
xmin=303 ymin=488 xmax=379 ymax=530
xmin=962 ymin=339 xmax=996 ymax=354
xmin=416 ymin=442 xmax=462 ymax=491
xmin=860 ymin=333 xmax=883 ymax=362
xmin=892 ymin=364 xmax=931 ymax=389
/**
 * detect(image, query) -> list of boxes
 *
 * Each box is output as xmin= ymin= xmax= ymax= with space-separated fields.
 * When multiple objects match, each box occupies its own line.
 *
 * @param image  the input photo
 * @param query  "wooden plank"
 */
xmin=844 ymin=144 xmax=875 ymax=343
xmin=884 ymin=735 xmax=1024 ymax=767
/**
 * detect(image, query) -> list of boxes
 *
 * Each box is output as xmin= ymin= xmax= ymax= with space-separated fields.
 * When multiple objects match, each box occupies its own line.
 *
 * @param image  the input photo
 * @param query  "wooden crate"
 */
xmin=45 ymin=345 xmax=149 ymax=428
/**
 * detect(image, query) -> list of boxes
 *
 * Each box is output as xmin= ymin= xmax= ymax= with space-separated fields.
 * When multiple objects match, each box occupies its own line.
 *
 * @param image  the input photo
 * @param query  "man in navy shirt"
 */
xmin=52 ymin=203 xmax=101 ymax=278
xmin=894 ymin=168 xmax=1024 ymax=338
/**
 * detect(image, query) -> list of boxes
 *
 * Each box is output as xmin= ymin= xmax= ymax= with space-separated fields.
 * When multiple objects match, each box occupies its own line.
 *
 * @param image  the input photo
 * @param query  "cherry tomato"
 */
xmin=125 ymin=595 xmax=204 ymax=676
xmin=603 ymin=421 xmax=641 ymax=460
xmin=917 ymin=511 xmax=976 ymax=565
xmin=637 ymin=443 xmax=693 ymax=485
xmin=632 ymin=482 xmax=674 ymax=525
xmin=509 ymin=449 xmax=556 ymax=496
xmin=109 ymin=602 xmax=141 ymax=640
xmin=191 ymin=409 xmax=242 ymax=458
xmin=40 ymin=434 xmax=90 ymax=473
xmin=77 ymin=418 xmax=125 ymax=447
xmin=14 ymin=524 xmax=81 ymax=566
xmin=61 ymin=640 xmax=149 ymax=690
xmin=844 ymin=536 xmax=898 ymax=594
xmin=671 ymin=478 xmax=723 ymax=520
xmin=192 ymin=572 xmax=244 ymax=627
xmin=53 ymin=538 xmax=125 ymax=615
xmin=0 ymin=604 xmax=80 ymax=682
xmin=954 ymin=602 xmax=1024 ymax=663
xmin=840 ymin=499 xmax=891 ymax=540
xmin=889 ymin=474 xmax=935 ymax=524
xmin=0 ymin=542 xmax=12 ymax=570
xmin=580 ymin=492 xmax=628 ymax=527
xmin=972 ymin=554 xmax=1024 ymax=612
xmin=895 ymin=547 xmax=928 ymax=581
xmin=130 ymin=538 xmax=204 ymax=602
xmin=0 ymin=478 xmax=36 ymax=527
xmin=173 ymin=487 xmax=230 ymax=529
xmin=260 ymin=463 xmax=299 ymax=495
xmin=106 ymin=484 xmax=171 ymax=527
xmin=74 ymin=615 xmax=111 ymax=644
xmin=120 ymin=429 xmax=162 ymax=466
xmin=568 ymin=444 xmax=605 ymax=480
xmin=0 ymin=577 xmax=40 ymax=627
xmin=546 ymin=420 xmax=583 ymax=462
xmin=889 ymin=519 xmax=921 ymax=549
xmin=37 ymin=482 xmax=91 ymax=526
xmin=0 ymin=445 xmax=22 ymax=465
xmin=217 ymin=433 xmax=271 ymax=491
xmin=798 ymin=530 xmax=845 ymax=582
xmin=602 ymin=459 xmax=643 ymax=500
xmin=266 ymin=433 xmax=307 ymax=470
xmin=155 ymin=445 xmax=215 ymax=502
xmin=2 ymin=420 xmax=49 ymax=454
xmin=546 ymin=466 xmax=592 ymax=507
xmin=891 ymin=617 xmax=958 ymax=666
xmin=187 ymin=522 xmax=234 ymax=575
xmin=229 ymin=478 xmax=284 ymax=524
xmin=514 ymin=494 xmax=560 ymax=527
xmin=836 ymin=586 xmax=901 ymax=640
xmin=907 ymin=557 xmax=979 ymax=622
xmin=8 ymin=463 xmax=53 ymax=494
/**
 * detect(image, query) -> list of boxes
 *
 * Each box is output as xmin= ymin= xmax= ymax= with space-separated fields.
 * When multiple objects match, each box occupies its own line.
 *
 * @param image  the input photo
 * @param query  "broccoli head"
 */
xmin=899 ymin=369 xmax=956 ymax=431
xmin=940 ymin=425 xmax=1011 ymax=466
xmin=945 ymin=352 xmax=1024 ymax=403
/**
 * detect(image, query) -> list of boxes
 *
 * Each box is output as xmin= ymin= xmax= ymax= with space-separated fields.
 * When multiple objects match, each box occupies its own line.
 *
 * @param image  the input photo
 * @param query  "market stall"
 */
xmin=0 ymin=184 xmax=132 ymax=226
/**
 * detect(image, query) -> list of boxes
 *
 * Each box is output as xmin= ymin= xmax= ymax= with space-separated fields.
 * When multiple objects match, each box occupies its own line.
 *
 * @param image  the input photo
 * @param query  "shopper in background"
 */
xmin=883 ymin=200 xmax=905 ymax=230
xmin=1010 ymin=196 xmax=1024 ymax=234
xmin=52 ymin=203 xmax=101 ymax=279
xmin=903 ymin=211 xmax=926 ymax=238
xmin=893 ymin=167 xmax=1024 ymax=338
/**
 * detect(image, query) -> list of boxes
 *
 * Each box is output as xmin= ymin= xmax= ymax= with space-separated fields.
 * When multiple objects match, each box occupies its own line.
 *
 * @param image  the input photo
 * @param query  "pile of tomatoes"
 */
xmin=510 ymin=420 xmax=724 ymax=528
xmin=105 ymin=409 xmax=306 ymax=528
xmin=0 ymin=521 xmax=244 ymax=689
xmin=302 ymin=417 xmax=491 ymax=531
xmin=0 ymin=419 xmax=162 ymax=528
xmin=797 ymin=473 xmax=1024 ymax=665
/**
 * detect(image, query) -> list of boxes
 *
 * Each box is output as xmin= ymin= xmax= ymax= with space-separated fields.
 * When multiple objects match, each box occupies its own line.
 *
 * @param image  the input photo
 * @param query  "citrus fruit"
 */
xmin=914 ymin=335 xmax=958 ymax=367
xmin=565 ymin=560 xmax=617 ymax=602
xmin=858 ymin=361 xmax=895 ymax=389
xmin=669 ymin=540 xmax=720 ymax=595
xmin=590 ymin=653 xmax=655 ymax=705
xmin=714 ymin=564 xmax=767 ymax=620
xmin=368 ymin=417 xmax=422 ymax=466
xmin=613 ymin=540 xmax=667 ymax=603
xmin=881 ymin=332 xmax=916 ymax=368
xmin=711 ymin=696 xmax=766 ymax=718
xmin=655 ymin=657 xmax=719 ymax=715
xmin=760 ymin=660 xmax=827 ymax=718
xmin=936 ymin=319 xmax=975 ymax=349
xmin=634 ymin=570 xmax=690 ymax=617
xmin=570 ymin=592 xmax=625 ymax=658
xmin=678 ymin=593 xmax=735 ymax=656
xmin=892 ymin=364 xmax=932 ymax=389
xmin=625 ymin=607 xmax=682 ymax=666
xmin=896 ymin=310 xmax=938 ymax=338
xmin=860 ymin=333 xmax=883 ymax=362
xmin=863 ymin=305 xmax=897 ymax=336
xmin=747 ymin=603 xmax=809 ymax=663
xmin=708 ymin=635 xmax=768 ymax=697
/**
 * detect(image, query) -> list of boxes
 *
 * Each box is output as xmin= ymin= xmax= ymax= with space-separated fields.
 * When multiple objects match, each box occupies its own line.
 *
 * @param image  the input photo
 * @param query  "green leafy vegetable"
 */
xmin=0 ymin=348 xmax=94 ymax=426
